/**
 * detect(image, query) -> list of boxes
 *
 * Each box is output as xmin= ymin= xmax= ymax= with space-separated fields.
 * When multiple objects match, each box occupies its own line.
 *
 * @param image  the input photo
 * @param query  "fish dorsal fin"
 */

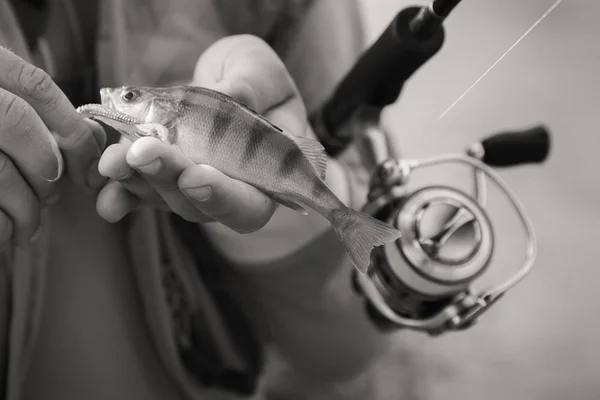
xmin=236 ymin=101 xmax=284 ymax=133
xmin=193 ymin=86 xmax=284 ymax=133
xmin=282 ymin=132 xmax=328 ymax=180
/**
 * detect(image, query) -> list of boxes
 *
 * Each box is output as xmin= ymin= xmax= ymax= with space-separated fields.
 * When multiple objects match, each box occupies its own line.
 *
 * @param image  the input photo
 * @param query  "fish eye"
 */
xmin=121 ymin=87 xmax=140 ymax=102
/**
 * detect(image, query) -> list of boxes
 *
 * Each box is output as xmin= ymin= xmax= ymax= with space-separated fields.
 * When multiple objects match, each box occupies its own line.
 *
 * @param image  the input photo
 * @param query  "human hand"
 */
xmin=0 ymin=47 xmax=106 ymax=249
xmin=96 ymin=35 xmax=347 ymax=236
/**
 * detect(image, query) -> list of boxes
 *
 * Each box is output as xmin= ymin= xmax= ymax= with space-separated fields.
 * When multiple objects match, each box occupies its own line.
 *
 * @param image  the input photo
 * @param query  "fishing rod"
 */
xmin=311 ymin=0 xmax=461 ymax=156
xmin=310 ymin=0 xmax=552 ymax=336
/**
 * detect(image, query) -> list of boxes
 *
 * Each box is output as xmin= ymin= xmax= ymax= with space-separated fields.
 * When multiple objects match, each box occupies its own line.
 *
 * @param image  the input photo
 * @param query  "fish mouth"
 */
xmin=77 ymin=103 xmax=144 ymax=125
xmin=77 ymin=103 xmax=147 ymax=141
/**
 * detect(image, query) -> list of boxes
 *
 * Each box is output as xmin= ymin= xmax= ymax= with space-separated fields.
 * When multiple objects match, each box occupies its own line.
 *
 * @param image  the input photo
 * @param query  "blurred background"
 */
xmin=351 ymin=0 xmax=600 ymax=399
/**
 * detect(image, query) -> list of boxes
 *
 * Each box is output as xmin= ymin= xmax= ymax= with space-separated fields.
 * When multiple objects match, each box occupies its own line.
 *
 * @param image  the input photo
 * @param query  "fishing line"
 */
xmin=438 ymin=0 xmax=564 ymax=120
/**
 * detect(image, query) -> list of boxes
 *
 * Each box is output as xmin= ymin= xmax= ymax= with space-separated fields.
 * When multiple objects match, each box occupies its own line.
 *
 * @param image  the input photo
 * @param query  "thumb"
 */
xmin=192 ymin=35 xmax=301 ymax=115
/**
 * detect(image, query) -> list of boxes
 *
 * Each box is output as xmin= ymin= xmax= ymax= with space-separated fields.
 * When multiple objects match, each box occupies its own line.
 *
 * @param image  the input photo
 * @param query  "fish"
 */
xmin=77 ymin=85 xmax=402 ymax=273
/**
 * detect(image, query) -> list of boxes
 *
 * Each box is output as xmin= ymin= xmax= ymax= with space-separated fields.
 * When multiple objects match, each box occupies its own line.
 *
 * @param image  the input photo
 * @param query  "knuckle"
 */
xmin=0 ymin=95 xmax=32 ymax=130
xmin=12 ymin=62 xmax=57 ymax=107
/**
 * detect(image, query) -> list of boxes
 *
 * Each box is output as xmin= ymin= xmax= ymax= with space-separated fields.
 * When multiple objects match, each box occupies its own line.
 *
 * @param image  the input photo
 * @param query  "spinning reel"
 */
xmin=352 ymin=126 xmax=549 ymax=335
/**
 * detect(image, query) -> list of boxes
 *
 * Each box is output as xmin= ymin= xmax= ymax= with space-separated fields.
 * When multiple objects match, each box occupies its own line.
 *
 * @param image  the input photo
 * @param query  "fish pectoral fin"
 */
xmin=134 ymin=122 xmax=169 ymax=140
xmin=283 ymin=133 xmax=328 ymax=180
xmin=271 ymin=194 xmax=309 ymax=215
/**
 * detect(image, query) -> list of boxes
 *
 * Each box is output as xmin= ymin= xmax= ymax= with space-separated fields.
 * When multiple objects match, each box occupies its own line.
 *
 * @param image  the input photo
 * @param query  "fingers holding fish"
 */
xmin=178 ymin=164 xmax=277 ymax=234
xmin=125 ymin=137 xmax=213 ymax=223
xmin=99 ymin=142 xmax=134 ymax=180
xmin=99 ymin=141 xmax=155 ymax=198
xmin=97 ymin=137 xmax=211 ymax=223
xmin=126 ymin=137 xmax=194 ymax=187
xmin=96 ymin=134 xmax=274 ymax=230
xmin=97 ymin=142 xmax=168 ymax=221
xmin=96 ymin=180 xmax=141 ymax=223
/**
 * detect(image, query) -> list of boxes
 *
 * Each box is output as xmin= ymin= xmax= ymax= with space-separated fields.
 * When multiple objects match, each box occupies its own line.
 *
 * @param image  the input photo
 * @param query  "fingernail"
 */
xmin=42 ymin=130 xmax=64 ymax=182
xmin=87 ymin=159 xmax=107 ymax=190
xmin=135 ymin=159 xmax=162 ymax=175
xmin=183 ymin=185 xmax=212 ymax=201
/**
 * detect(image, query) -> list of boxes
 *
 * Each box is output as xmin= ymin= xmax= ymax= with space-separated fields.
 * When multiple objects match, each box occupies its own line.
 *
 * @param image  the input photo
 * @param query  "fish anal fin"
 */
xmin=271 ymin=194 xmax=309 ymax=215
xmin=283 ymin=133 xmax=328 ymax=180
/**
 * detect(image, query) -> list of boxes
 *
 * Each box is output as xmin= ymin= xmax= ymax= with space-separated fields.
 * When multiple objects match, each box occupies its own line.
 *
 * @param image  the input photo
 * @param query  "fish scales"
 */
xmin=77 ymin=85 xmax=403 ymax=273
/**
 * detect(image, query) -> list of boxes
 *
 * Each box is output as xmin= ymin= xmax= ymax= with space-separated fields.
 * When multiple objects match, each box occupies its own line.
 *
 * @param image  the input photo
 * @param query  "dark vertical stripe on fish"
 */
xmin=311 ymin=179 xmax=323 ymax=200
xmin=240 ymin=119 xmax=267 ymax=168
xmin=279 ymin=146 xmax=303 ymax=178
xmin=208 ymin=109 xmax=234 ymax=151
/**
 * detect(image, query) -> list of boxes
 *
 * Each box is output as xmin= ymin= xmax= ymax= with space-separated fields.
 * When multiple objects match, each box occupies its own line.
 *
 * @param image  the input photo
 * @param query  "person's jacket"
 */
xmin=0 ymin=0 xmax=370 ymax=399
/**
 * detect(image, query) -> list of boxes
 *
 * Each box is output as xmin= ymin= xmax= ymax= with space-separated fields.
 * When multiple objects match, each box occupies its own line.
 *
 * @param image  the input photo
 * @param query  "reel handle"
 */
xmin=475 ymin=125 xmax=551 ymax=167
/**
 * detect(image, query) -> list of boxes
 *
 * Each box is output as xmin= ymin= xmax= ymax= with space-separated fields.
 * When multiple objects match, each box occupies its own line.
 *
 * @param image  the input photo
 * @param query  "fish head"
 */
xmin=100 ymin=85 xmax=180 ymax=128
xmin=78 ymin=86 xmax=180 ymax=144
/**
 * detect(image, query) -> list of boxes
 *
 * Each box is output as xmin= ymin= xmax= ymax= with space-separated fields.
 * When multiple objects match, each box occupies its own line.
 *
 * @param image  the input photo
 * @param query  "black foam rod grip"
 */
xmin=319 ymin=6 xmax=445 ymax=134
xmin=432 ymin=0 xmax=462 ymax=17
xmin=480 ymin=126 xmax=551 ymax=167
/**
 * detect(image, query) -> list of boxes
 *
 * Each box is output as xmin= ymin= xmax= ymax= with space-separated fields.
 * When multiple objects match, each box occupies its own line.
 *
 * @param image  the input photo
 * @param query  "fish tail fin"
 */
xmin=329 ymin=207 xmax=402 ymax=274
